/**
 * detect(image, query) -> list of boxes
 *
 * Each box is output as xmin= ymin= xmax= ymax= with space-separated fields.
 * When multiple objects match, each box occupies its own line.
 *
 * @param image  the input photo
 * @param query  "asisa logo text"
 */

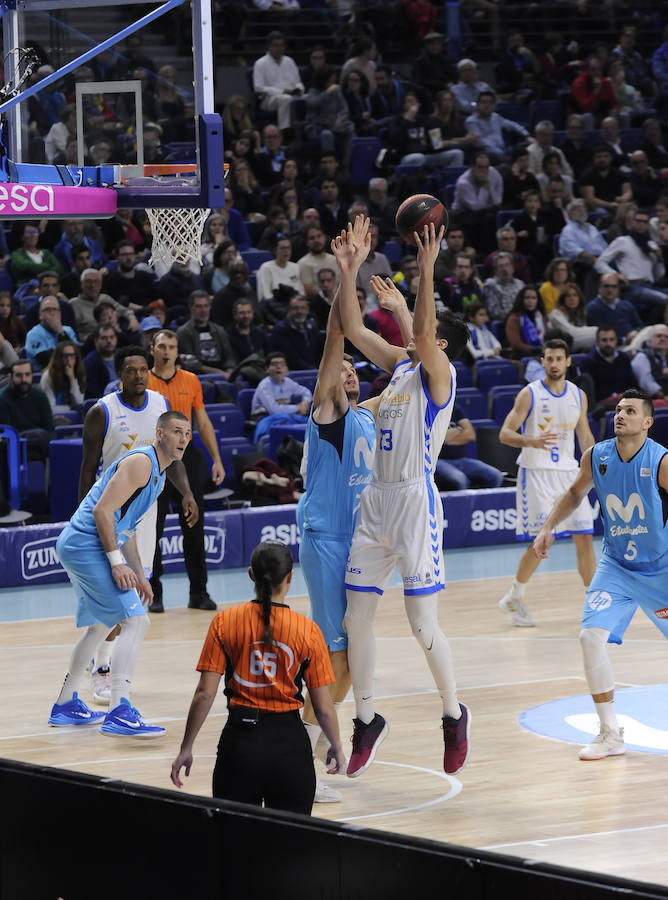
xmin=260 ymin=523 xmax=301 ymax=546
xmin=470 ymin=508 xmax=517 ymax=532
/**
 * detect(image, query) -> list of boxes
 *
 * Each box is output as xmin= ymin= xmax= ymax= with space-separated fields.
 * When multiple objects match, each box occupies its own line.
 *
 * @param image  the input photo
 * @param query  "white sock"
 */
xmin=303 ymin=720 xmax=322 ymax=754
xmin=595 ymin=700 xmax=619 ymax=731
xmin=353 ymin=690 xmax=375 ymax=725
xmin=57 ymin=622 xmax=108 ymax=704
xmin=109 ymin=614 xmax=150 ymax=710
xmin=510 ymin=579 xmax=526 ymax=600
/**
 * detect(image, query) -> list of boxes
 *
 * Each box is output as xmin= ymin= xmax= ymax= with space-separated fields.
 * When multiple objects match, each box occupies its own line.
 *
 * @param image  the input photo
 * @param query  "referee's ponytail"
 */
xmin=250 ymin=541 xmax=293 ymax=646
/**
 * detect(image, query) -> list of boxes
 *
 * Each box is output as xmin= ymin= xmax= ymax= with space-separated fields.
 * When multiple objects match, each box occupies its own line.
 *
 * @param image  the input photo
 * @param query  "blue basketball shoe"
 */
xmin=48 ymin=691 xmax=107 ymax=726
xmin=100 ymin=698 xmax=165 ymax=738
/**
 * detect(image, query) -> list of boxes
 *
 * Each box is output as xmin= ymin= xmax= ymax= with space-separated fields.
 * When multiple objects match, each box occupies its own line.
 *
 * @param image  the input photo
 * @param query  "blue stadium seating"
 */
xmin=453 ymin=360 xmax=473 ymax=389
xmin=268 ymin=423 xmax=307 ymax=461
xmin=476 ymin=358 xmax=519 ymax=394
xmin=489 ymin=384 xmax=521 ymax=425
xmin=240 ymin=249 xmax=272 ymax=273
xmin=350 ymin=137 xmax=382 ymax=188
xmin=455 ymin=387 xmax=487 ymax=420
xmin=237 ymin=388 xmax=255 ymax=419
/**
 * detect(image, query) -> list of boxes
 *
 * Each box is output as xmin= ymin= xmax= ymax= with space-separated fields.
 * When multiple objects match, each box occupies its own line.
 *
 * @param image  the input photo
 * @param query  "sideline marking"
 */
xmin=482 ymin=822 xmax=668 ymax=850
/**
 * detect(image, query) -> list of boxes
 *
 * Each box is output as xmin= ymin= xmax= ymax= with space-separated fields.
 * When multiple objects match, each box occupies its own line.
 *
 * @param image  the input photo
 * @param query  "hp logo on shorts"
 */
xmin=587 ymin=590 xmax=612 ymax=611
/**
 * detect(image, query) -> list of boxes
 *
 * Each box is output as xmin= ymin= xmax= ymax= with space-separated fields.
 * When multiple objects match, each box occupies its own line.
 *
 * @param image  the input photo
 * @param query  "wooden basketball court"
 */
xmin=2 ymin=569 xmax=667 ymax=888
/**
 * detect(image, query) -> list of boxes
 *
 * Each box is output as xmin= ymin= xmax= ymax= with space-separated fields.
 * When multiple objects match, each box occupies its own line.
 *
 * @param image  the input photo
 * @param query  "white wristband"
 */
xmin=106 ymin=550 xmax=124 ymax=567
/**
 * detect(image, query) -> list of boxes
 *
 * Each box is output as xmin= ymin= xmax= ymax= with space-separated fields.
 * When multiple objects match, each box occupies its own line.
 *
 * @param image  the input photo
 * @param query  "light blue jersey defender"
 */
xmin=57 ymin=446 xmax=166 ymax=628
xmin=297 ymin=405 xmax=375 ymax=649
xmin=583 ymin=438 xmax=668 ymax=644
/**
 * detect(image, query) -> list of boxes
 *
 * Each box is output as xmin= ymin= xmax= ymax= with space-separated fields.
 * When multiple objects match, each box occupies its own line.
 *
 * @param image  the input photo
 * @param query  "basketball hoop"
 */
xmin=144 ymin=162 xmax=229 ymax=270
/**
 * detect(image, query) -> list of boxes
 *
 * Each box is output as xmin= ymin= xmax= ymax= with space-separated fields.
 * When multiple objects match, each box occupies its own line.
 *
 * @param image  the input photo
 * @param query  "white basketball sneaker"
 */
xmin=314 ymin=780 xmax=342 ymax=803
xmin=90 ymin=665 xmax=111 ymax=705
xmin=578 ymin=725 xmax=625 ymax=760
xmin=498 ymin=593 xmax=535 ymax=627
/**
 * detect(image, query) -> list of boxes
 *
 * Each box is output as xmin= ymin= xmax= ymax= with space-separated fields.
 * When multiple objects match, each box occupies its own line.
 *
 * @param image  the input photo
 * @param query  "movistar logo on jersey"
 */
xmin=605 ymin=492 xmax=648 ymax=537
xmin=353 ymin=435 xmax=374 ymax=471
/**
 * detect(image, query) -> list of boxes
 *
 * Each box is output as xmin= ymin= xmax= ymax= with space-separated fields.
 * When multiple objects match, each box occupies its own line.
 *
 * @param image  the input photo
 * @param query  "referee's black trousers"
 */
xmin=151 ymin=440 xmax=208 ymax=600
xmin=213 ymin=709 xmax=316 ymax=815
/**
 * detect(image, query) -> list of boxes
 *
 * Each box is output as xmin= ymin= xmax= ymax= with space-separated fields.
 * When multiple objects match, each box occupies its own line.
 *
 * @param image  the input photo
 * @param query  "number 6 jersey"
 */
xmin=517 ymin=378 xmax=583 ymax=471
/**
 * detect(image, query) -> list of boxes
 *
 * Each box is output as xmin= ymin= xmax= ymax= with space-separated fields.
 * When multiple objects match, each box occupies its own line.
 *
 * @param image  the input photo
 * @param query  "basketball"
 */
xmin=395 ymin=193 xmax=448 ymax=243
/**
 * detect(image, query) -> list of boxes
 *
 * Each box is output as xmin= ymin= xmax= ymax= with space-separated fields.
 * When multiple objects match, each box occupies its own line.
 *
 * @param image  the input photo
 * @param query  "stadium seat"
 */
xmin=455 ymin=387 xmax=487 ymax=420
xmin=496 ymin=210 xmax=522 ymax=228
xmin=530 ymin=99 xmax=564 ymax=130
xmin=495 ymin=101 xmax=530 ymax=126
xmin=476 ymin=358 xmax=519 ymax=394
xmin=382 ymin=240 xmax=403 ymax=266
xmin=350 ymin=137 xmax=382 ymax=188
xmin=489 ymin=384 xmax=521 ymax=424
xmin=237 ymin=387 xmax=256 ymax=420
xmin=240 ymin=249 xmax=272 ymax=273
xmin=453 ymin=359 xmax=473 ymax=389
xmin=287 ymin=371 xmax=317 ymax=393
xmin=268 ymin=423 xmax=307 ymax=461
xmin=475 ymin=424 xmax=518 ymax=478
xmin=203 ymin=407 xmax=244 ymax=437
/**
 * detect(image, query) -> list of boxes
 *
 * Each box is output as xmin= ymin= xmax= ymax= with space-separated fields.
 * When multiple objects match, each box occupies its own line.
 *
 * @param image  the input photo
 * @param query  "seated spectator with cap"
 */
xmin=138 ymin=314 xmax=163 ymax=351
xmin=25 ymin=296 xmax=79 ymax=372
xmin=411 ymin=30 xmax=457 ymax=103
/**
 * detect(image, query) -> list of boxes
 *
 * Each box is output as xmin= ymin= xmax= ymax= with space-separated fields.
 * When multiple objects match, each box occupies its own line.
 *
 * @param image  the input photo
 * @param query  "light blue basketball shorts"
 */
xmin=56 ymin=527 xmax=146 ymax=629
xmin=582 ymin=553 xmax=668 ymax=645
xmin=299 ymin=530 xmax=351 ymax=651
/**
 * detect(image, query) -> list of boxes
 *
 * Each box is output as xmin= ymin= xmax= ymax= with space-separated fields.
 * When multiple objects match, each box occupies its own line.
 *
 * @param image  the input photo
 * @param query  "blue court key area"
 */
xmin=520 ymin=685 xmax=668 ymax=754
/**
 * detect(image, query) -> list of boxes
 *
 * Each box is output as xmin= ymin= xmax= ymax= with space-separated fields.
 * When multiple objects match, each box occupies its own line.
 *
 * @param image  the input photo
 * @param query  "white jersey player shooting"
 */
xmin=333 ymin=216 xmax=472 ymax=778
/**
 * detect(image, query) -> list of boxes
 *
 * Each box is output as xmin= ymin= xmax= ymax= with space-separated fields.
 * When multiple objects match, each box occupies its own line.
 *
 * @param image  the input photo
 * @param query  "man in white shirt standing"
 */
xmin=252 ymin=31 xmax=304 ymax=133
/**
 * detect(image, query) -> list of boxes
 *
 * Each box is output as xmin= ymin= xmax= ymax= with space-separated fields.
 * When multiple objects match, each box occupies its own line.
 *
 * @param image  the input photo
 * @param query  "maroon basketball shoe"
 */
xmin=442 ymin=703 xmax=471 ymax=774
xmin=346 ymin=713 xmax=389 ymax=777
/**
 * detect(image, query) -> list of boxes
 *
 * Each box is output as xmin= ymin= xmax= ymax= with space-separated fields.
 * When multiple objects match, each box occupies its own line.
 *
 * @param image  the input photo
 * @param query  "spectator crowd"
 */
xmin=3 ymin=5 xmax=668 ymax=517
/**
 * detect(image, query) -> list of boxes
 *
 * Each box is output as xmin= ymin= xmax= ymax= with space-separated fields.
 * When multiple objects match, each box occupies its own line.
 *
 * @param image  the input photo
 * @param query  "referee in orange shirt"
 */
xmin=147 ymin=329 xmax=225 ymax=612
xmin=171 ymin=541 xmax=346 ymax=814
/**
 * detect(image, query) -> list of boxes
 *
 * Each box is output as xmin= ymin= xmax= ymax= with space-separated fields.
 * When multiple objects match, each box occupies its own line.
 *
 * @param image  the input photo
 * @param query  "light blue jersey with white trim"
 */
xmin=68 ymin=446 xmax=165 ymax=547
xmin=374 ymin=359 xmax=456 ymax=484
xmin=297 ymin=404 xmax=376 ymax=537
xmin=592 ymin=438 xmax=668 ymax=569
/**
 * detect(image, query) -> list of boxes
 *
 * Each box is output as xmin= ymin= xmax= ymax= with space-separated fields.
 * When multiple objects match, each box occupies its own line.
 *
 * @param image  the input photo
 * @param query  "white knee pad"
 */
xmin=120 ymin=613 xmax=150 ymax=638
xmin=579 ymin=626 xmax=615 ymax=694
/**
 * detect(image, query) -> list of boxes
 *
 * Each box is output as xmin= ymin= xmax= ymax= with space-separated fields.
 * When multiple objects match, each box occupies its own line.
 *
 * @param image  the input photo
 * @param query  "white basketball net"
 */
xmin=146 ymin=206 xmax=210 ymax=269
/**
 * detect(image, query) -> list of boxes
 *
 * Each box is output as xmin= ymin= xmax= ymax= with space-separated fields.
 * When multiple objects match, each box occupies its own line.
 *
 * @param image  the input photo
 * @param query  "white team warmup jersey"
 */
xmin=517 ymin=378 xmax=582 ymax=471
xmin=345 ymin=359 xmax=456 ymax=596
xmin=97 ymin=390 xmax=169 ymax=574
xmin=514 ymin=379 xmax=593 ymax=538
